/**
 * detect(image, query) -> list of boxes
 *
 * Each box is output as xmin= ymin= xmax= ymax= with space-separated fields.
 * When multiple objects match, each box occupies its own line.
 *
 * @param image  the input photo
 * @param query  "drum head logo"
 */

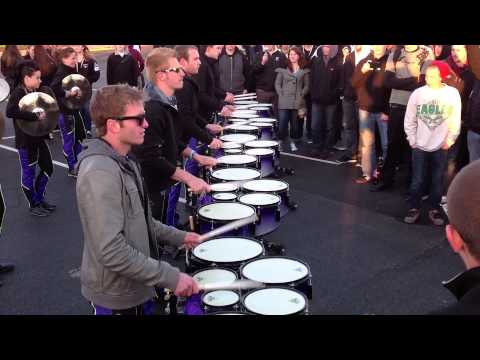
xmin=289 ymin=297 xmax=300 ymax=304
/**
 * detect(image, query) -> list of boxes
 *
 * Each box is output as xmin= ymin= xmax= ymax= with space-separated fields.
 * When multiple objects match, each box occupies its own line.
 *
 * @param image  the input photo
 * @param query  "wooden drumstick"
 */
xmin=189 ymin=216 xmax=194 ymax=231
xmin=199 ymin=279 xmax=265 ymax=292
xmin=197 ymin=215 xmax=258 ymax=243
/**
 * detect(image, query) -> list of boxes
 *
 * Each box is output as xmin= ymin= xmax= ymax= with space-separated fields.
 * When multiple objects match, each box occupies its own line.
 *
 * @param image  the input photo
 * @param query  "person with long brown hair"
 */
xmin=274 ymin=46 xmax=310 ymax=152
xmin=0 ymin=45 xmax=24 ymax=93
xmin=33 ymin=45 xmax=58 ymax=87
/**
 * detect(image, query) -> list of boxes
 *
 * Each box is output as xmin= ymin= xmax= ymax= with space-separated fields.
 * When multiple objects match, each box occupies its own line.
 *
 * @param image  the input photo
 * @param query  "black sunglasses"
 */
xmin=112 ymin=114 xmax=147 ymax=127
xmin=156 ymin=67 xmax=184 ymax=74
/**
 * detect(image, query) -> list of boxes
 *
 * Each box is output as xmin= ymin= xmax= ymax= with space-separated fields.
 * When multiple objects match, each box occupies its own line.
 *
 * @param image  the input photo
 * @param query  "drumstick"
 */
xmin=234 ymin=92 xmax=257 ymax=98
xmin=197 ymin=215 xmax=258 ymax=243
xmin=189 ymin=215 xmax=194 ymax=231
xmin=199 ymin=279 xmax=265 ymax=292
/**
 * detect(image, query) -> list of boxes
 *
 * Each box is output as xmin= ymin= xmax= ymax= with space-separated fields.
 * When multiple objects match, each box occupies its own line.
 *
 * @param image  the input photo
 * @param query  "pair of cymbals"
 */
xmin=18 ymin=91 xmax=60 ymax=137
xmin=0 ymin=78 xmax=10 ymax=102
xmin=61 ymin=74 xmax=92 ymax=110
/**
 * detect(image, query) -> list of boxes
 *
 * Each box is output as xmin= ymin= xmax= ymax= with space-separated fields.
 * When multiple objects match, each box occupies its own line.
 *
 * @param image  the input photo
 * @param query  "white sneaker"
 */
xmin=290 ymin=142 xmax=298 ymax=152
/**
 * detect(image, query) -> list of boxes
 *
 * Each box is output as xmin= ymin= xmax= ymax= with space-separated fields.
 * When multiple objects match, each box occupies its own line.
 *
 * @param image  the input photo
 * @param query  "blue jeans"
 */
xmin=408 ymin=148 xmax=447 ymax=210
xmin=358 ymin=109 xmax=388 ymax=178
xmin=342 ymin=98 xmax=359 ymax=157
xmin=278 ymin=109 xmax=301 ymax=142
xmin=467 ymin=130 xmax=480 ymax=163
xmin=311 ymin=103 xmax=337 ymax=149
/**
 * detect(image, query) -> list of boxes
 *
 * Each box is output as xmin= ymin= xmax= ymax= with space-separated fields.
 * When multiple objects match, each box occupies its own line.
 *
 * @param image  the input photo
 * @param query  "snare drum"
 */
xmin=209 ymin=168 xmax=261 ymax=184
xmin=216 ymin=154 xmax=257 ymax=169
xmin=227 ymin=118 xmax=249 ymax=125
xmin=251 ymin=117 xmax=278 ymax=132
xmin=195 ymin=202 xmax=256 ymax=236
xmin=212 ymin=192 xmax=237 ymax=202
xmin=186 ymin=236 xmax=265 ymax=271
xmin=242 ymin=287 xmax=308 ymax=315
xmin=238 ymin=193 xmax=281 ymax=236
xmin=212 ymin=142 xmax=243 ymax=158
xmin=220 ymin=134 xmax=257 ymax=144
xmin=201 ymin=290 xmax=241 ymax=313
xmin=244 ymin=140 xmax=280 ymax=158
xmin=192 ymin=267 xmax=238 ymax=285
xmin=248 ymin=122 xmax=274 ymax=140
xmin=241 ymin=179 xmax=290 ymax=217
xmin=244 ymin=148 xmax=275 ymax=178
xmin=196 ymin=182 xmax=239 ymax=207
xmin=251 ymin=106 xmax=272 ymax=118
xmin=224 ymin=149 xmax=244 ymax=155
xmin=223 ymin=124 xmax=260 ymax=137
xmin=240 ymin=257 xmax=312 ymax=299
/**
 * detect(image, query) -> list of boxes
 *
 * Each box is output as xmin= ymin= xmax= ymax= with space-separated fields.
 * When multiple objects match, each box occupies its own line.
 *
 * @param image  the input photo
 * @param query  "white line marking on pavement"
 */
xmin=0 ymin=144 xmax=69 ymax=169
xmin=1 ymin=136 xmax=15 ymax=140
xmin=280 ymin=152 xmax=340 ymax=165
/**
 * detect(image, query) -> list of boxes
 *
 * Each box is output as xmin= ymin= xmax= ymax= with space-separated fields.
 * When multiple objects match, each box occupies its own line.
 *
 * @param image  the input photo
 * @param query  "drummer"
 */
xmin=50 ymin=47 xmax=87 ymax=177
xmin=132 ymin=47 xmax=216 ymax=227
xmin=6 ymin=61 xmax=56 ymax=217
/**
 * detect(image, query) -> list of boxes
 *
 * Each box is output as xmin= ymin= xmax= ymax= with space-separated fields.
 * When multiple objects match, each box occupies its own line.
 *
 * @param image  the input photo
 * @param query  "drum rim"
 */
xmin=211 ymin=168 xmax=261 ymax=181
xmin=212 ymin=192 xmax=238 ymax=200
xmin=217 ymin=154 xmax=258 ymax=165
xmin=219 ymin=134 xmax=258 ymax=143
xmin=241 ymin=179 xmax=289 ymax=193
xmin=244 ymin=148 xmax=275 ymax=156
xmin=241 ymin=286 xmax=308 ymax=315
xmin=210 ymin=183 xmax=239 ymax=192
xmin=201 ymin=290 xmax=241 ymax=307
xmin=190 ymin=236 xmax=265 ymax=265
xmin=239 ymin=256 xmax=311 ymax=285
xmin=244 ymin=140 xmax=280 ymax=148
xmin=221 ymin=142 xmax=243 ymax=149
xmin=191 ymin=266 xmax=239 ymax=281
xmin=238 ymin=193 xmax=281 ymax=207
xmin=197 ymin=202 xmax=256 ymax=221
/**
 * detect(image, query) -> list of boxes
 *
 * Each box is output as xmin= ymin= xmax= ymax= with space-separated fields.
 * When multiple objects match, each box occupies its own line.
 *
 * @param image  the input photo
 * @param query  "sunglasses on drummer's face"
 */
xmin=156 ymin=67 xmax=185 ymax=74
xmin=112 ymin=114 xmax=147 ymax=127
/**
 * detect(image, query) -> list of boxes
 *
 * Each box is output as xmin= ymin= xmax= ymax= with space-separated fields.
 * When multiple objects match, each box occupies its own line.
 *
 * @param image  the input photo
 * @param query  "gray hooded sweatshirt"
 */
xmin=75 ymin=138 xmax=186 ymax=310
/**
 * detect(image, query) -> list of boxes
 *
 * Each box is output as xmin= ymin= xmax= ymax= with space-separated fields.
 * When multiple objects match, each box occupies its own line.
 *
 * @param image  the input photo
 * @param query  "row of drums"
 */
xmin=184 ymin=99 xmax=312 ymax=315
xmin=185 ymin=237 xmax=312 ymax=315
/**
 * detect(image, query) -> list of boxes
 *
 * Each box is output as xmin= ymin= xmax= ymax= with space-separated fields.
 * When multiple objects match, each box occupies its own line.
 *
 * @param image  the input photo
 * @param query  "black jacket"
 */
xmin=309 ymin=55 xmax=341 ymax=105
xmin=106 ymin=53 xmax=139 ymax=87
xmin=432 ymin=267 xmax=480 ymax=315
xmin=175 ymin=75 xmax=214 ymax=145
xmin=302 ymin=46 xmax=320 ymax=69
xmin=50 ymin=63 xmax=79 ymax=115
xmin=6 ymin=85 xmax=53 ymax=149
xmin=339 ymin=52 xmax=362 ymax=101
xmin=216 ymin=47 xmax=251 ymax=95
xmin=351 ymin=53 xmax=391 ymax=114
xmin=132 ymin=94 xmax=187 ymax=194
xmin=193 ymin=53 xmax=225 ymax=121
xmin=252 ymin=50 xmax=288 ymax=92
xmin=77 ymin=58 xmax=100 ymax=85
xmin=465 ymin=45 xmax=480 ymax=134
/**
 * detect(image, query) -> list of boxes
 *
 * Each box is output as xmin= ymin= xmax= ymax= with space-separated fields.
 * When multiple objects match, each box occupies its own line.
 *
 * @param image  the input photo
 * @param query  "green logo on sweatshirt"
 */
xmin=416 ymin=100 xmax=453 ymax=130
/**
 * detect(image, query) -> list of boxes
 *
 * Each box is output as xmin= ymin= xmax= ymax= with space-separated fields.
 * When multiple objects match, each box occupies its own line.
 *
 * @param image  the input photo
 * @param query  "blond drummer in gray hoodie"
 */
xmin=403 ymin=63 xmax=461 ymax=226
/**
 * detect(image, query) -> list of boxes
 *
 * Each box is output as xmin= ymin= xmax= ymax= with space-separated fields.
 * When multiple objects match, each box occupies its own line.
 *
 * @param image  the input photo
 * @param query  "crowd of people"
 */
xmin=1 ymin=44 xmax=480 ymax=314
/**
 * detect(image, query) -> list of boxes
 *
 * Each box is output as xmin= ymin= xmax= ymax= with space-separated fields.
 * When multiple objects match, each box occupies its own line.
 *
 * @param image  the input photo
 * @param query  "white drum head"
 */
xmin=229 ymin=113 xmax=260 ymax=119
xmin=220 ymin=134 xmax=257 ymax=144
xmin=203 ymin=290 xmax=240 ymax=307
xmin=245 ymin=140 xmax=279 ymax=148
xmin=212 ymin=168 xmax=261 ymax=181
xmin=252 ymin=117 xmax=277 ymax=123
xmin=222 ymin=142 xmax=242 ymax=149
xmin=198 ymin=202 xmax=255 ymax=221
xmin=231 ymin=110 xmax=257 ymax=114
xmin=239 ymin=193 xmax=280 ymax=206
xmin=212 ymin=192 xmax=237 ymax=201
xmin=224 ymin=124 xmax=259 ymax=131
xmin=247 ymin=103 xmax=273 ymax=107
xmin=217 ymin=154 xmax=257 ymax=165
xmin=242 ymin=179 xmax=288 ymax=192
xmin=243 ymin=288 xmax=306 ymax=315
xmin=193 ymin=268 xmax=237 ymax=286
xmin=228 ymin=119 xmax=249 ymax=124
xmin=245 ymin=148 xmax=274 ymax=156
xmin=241 ymin=258 xmax=309 ymax=284
xmin=249 ymin=122 xmax=274 ymax=128
xmin=224 ymin=149 xmax=243 ymax=154
xmin=251 ymin=107 xmax=270 ymax=111
xmin=193 ymin=237 xmax=263 ymax=263
xmin=210 ymin=182 xmax=238 ymax=192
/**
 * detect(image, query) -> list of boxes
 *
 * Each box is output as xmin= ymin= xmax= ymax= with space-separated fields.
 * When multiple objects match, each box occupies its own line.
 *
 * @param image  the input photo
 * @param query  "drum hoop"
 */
xmin=191 ymin=266 xmax=239 ymax=280
xmin=242 ymin=180 xmax=289 ymax=193
xmin=245 ymin=149 xmax=275 ymax=156
xmin=212 ymin=193 xmax=237 ymax=200
xmin=238 ymin=193 xmax=281 ymax=207
xmin=197 ymin=203 xmax=256 ymax=222
xmin=190 ymin=237 xmax=265 ymax=265
xmin=241 ymin=286 xmax=308 ymax=315
xmin=239 ymin=256 xmax=311 ymax=284
xmin=211 ymin=168 xmax=261 ymax=182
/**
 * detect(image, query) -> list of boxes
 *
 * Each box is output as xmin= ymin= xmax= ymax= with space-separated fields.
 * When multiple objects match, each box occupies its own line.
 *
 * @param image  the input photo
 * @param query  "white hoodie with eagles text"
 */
xmin=404 ymin=84 xmax=461 ymax=152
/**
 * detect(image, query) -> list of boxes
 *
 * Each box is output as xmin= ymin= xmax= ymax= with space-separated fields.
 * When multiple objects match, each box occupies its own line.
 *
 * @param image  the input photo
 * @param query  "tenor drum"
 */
xmin=242 ymin=287 xmax=308 ymax=315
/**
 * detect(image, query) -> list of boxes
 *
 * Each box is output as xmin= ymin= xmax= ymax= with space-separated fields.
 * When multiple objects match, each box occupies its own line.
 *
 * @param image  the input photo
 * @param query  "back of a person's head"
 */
xmin=447 ymin=160 xmax=480 ymax=261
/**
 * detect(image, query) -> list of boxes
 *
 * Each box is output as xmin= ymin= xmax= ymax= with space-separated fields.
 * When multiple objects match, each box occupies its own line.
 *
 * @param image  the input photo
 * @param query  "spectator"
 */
xmin=128 ymin=45 xmax=145 ymax=88
xmin=275 ymin=46 xmax=310 ymax=152
xmin=301 ymin=45 xmax=320 ymax=143
xmin=432 ymin=45 xmax=451 ymax=60
xmin=107 ymin=45 xmax=139 ymax=87
xmin=1 ymin=45 xmax=24 ymax=93
xmin=24 ymin=46 xmax=35 ymax=60
xmin=217 ymin=45 xmax=251 ymax=95
xmin=403 ymin=64 xmax=461 ymax=225
xmin=465 ymin=45 xmax=480 ymax=162
xmin=33 ymin=45 xmax=58 ymax=87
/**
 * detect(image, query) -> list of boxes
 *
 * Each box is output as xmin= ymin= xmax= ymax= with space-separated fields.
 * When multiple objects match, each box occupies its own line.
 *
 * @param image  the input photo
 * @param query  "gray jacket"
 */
xmin=274 ymin=68 xmax=310 ymax=110
xmin=217 ymin=50 xmax=248 ymax=94
xmin=75 ymin=139 xmax=186 ymax=310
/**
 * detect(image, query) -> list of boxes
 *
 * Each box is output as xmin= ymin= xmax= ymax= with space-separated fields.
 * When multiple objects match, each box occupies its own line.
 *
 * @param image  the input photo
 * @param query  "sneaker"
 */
xmin=440 ymin=196 xmax=447 ymax=205
xmin=336 ymin=154 xmax=356 ymax=163
xmin=40 ymin=200 xmax=57 ymax=212
xmin=404 ymin=208 xmax=420 ymax=224
xmin=290 ymin=142 xmax=298 ymax=152
xmin=355 ymin=175 xmax=371 ymax=184
xmin=30 ymin=205 xmax=51 ymax=217
xmin=307 ymin=137 xmax=313 ymax=144
xmin=86 ymin=131 xmax=92 ymax=139
xmin=67 ymin=170 xmax=77 ymax=178
xmin=428 ymin=210 xmax=445 ymax=226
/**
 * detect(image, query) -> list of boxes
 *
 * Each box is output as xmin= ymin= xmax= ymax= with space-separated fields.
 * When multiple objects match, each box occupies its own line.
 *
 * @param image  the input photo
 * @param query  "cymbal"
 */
xmin=18 ymin=92 xmax=60 ymax=137
xmin=61 ymin=74 xmax=92 ymax=110
xmin=0 ymin=78 xmax=10 ymax=102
